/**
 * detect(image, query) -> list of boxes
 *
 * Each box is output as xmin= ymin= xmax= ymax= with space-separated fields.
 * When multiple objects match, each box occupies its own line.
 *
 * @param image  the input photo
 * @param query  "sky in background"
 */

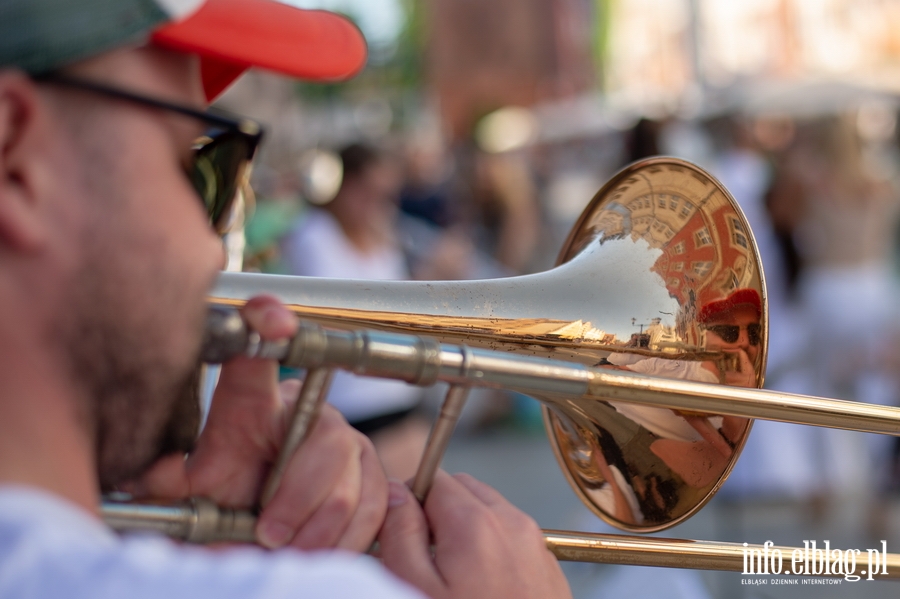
xmin=283 ymin=0 xmax=404 ymax=47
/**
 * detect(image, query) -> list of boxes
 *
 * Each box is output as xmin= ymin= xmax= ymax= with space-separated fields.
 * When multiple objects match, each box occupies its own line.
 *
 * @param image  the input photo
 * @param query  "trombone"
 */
xmin=102 ymin=157 xmax=900 ymax=578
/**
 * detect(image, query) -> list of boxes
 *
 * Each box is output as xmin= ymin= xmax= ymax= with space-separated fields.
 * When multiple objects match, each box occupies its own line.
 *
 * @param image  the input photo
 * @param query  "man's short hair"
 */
xmin=339 ymin=143 xmax=385 ymax=182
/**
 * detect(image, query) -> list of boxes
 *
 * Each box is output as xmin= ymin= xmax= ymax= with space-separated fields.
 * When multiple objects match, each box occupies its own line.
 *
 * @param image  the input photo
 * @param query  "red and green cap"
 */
xmin=0 ymin=0 xmax=367 ymax=99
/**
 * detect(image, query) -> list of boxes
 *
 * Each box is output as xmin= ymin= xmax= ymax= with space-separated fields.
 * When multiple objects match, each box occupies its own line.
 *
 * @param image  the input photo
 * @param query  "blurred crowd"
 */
xmin=241 ymin=98 xmax=900 ymax=535
xmin=702 ymin=110 xmax=900 ymax=526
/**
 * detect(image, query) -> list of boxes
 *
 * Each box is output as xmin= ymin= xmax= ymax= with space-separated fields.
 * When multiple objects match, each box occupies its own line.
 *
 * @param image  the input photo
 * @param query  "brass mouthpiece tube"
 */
xmin=101 ymin=497 xmax=256 ymax=544
xmin=202 ymin=313 xmax=900 ymax=436
xmin=102 ymin=312 xmax=900 ymax=572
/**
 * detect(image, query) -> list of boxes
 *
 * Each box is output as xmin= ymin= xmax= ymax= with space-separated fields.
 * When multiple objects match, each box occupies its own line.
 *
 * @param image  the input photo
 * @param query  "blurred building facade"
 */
xmin=223 ymin=0 xmax=900 ymax=161
xmin=426 ymin=0 xmax=596 ymax=140
xmin=607 ymin=0 xmax=900 ymax=112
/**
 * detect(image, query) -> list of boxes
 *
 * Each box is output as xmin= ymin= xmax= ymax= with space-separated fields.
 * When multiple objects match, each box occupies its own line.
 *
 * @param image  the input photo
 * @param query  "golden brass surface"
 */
xmin=543 ymin=532 xmax=900 ymax=577
xmin=213 ymin=157 xmax=765 ymax=532
xmin=102 ymin=156 xmax=900 ymax=575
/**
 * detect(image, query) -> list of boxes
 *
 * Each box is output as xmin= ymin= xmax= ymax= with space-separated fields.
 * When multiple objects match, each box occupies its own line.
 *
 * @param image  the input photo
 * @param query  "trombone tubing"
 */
xmin=100 ymin=321 xmax=900 ymax=571
xmin=98 ymin=500 xmax=900 ymax=578
xmin=271 ymin=321 xmax=900 ymax=436
xmin=545 ymin=531 xmax=900 ymax=578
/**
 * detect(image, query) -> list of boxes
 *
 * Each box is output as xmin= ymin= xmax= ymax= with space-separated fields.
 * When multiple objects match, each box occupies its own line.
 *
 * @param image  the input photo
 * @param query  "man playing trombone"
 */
xmin=0 ymin=1 xmax=571 ymax=597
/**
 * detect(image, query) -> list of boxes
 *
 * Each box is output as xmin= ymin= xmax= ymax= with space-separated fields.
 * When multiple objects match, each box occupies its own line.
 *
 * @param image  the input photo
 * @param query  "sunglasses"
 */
xmin=704 ymin=323 xmax=761 ymax=346
xmin=35 ymin=74 xmax=264 ymax=235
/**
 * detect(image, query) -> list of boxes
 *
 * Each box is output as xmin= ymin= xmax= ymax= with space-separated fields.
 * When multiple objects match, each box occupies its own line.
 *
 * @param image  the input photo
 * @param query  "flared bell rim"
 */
xmin=543 ymin=155 xmax=768 ymax=533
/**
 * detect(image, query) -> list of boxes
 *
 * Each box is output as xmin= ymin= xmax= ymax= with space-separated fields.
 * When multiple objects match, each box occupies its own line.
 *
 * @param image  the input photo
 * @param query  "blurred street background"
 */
xmin=223 ymin=1 xmax=900 ymax=596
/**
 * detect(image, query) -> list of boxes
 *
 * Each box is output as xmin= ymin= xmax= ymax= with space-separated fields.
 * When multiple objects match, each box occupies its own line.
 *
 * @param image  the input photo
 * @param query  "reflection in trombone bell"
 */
xmin=596 ymin=289 xmax=761 ymax=495
xmin=101 ymin=157 xmax=900 ymax=575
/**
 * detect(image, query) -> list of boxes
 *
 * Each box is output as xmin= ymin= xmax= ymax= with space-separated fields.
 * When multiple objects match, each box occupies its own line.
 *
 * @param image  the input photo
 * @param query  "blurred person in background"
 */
xmin=470 ymin=151 xmax=542 ymax=274
xmin=400 ymin=133 xmax=457 ymax=230
xmin=707 ymin=116 xmax=823 ymax=506
xmin=397 ymin=135 xmax=508 ymax=282
xmin=281 ymin=143 xmax=431 ymax=480
xmin=283 ymin=143 xmax=407 ymax=281
xmin=395 ymin=136 xmax=545 ymax=432
xmin=443 ymin=145 xmax=546 ymax=429
xmin=282 ymin=141 xmax=520 ymax=443
xmin=624 ymin=117 xmax=664 ymax=164
xmin=0 ymin=2 xmax=572 ymax=598
xmin=790 ymin=116 xmax=900 ymax=526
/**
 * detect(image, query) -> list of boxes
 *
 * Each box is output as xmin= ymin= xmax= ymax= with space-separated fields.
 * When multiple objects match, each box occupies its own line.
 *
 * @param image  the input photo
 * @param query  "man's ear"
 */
xmin=0 ymin=72 xmax=53 ymax=252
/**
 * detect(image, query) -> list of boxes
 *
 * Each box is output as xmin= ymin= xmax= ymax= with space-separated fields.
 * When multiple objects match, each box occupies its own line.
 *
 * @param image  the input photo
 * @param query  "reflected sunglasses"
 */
xmin=704 ymin=323 xmax=761 ymax=346
xmin=35 ymin=74 xmax=264 ymax=235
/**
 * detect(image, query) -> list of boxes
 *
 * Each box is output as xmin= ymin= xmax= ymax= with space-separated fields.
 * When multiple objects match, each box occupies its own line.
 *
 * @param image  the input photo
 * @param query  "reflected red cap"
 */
xmin=698 ymin=288 xmax=761 ymax=323
xmin=152 ymin=0 xmax=367 ymax=100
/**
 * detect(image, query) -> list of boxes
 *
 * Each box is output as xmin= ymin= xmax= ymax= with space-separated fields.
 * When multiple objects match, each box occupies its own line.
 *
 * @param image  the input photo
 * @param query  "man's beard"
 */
xmin=61 ymin=261 xmax=209 ymax=491
xmin=55 ymin=109 xmax=214 ymax=491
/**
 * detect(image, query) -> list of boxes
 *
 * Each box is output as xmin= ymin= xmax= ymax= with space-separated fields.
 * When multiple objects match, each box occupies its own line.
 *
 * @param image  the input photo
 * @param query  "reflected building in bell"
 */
xmin=588 ymin=183 xmax=757 ymax=347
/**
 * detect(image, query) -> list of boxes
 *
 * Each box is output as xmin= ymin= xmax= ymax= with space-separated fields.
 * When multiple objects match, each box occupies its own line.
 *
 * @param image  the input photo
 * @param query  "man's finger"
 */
xmin=378 ymin=480 xmax=443 ymax=597
xmin=450 ymin=472 xmax=509 ymax=507
xmin=335 ymin=437 xmax=389 ymax=552
xmin=125 ymin=453 xmax=190 ymax=500
xmin=286 ymin=448 xmax=362 ymax=550
xmin=255 ymin=406 xmax=358 ymax=549
xmin=208 ymin=295 xmax=296 ymax=408
xmin=239 ymin=295 xmax=298 ymax=339
xmin=276 ymin=378 xmax=302 ymax=411
xmin=185 ymin=296 xmax=299 ymax=504
xmin=737 ymin=348 xmax=753 ymax=370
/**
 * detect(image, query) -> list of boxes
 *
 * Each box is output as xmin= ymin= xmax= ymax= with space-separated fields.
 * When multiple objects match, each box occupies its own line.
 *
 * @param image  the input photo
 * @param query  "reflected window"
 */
xmin=694 ymin=228 xmax=712 ymax=248
xmin=673 ymin=241 xmax=686 ymax=255
xmin=729 ymin=217 xmax=748 ymax=249
xmin=692 ymin=261 xmax=713 ymax=277
xmin=673 ymin=261 xmax=684 ymax=271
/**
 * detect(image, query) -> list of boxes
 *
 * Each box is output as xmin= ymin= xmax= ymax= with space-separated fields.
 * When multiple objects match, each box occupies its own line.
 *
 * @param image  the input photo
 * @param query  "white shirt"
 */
xmin=606 ymin=358 xmax=723 ymax=441
xmin=281 ymin=210 xmax=421 ymax=422
xmin=0 ymin=485 xmax=424 ymax=599
xmin=282 ymin=210 xmax=408 ymax=281
xmin=588 ymin=465 xmax=644 ymax=525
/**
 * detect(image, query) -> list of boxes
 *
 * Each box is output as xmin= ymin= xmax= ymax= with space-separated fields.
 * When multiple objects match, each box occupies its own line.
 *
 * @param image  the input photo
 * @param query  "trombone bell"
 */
xmin=102 ymin=156 xmax=900 ymax=575
xmin=212 ymin=157 xmax=767 ymax=533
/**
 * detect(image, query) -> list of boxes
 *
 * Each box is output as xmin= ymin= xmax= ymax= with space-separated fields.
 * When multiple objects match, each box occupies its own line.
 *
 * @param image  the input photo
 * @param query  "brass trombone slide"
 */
xmin=101 ymin=157 xmax=900 ymax=576
xmin=202 ymin=315 xmax=900 ymax=437
xmin=103 ymin=317 xmax=900 ymax=577
xmin=101 ymin=501 xmax=900 ymax=578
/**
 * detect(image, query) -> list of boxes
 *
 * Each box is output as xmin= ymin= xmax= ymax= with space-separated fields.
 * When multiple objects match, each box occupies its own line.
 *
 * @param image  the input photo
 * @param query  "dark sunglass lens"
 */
xmin=191 ymin=132 xmax=252 ymax=234
xmin=191 ymin=151 xmax=218 ymax=212
xmin=708 ymin=325 xmax=739 ymax=343
xmin=721 ymin=326 xmax=739 ymax=343
xmin=748 ymin=323 xmax=761 ymax=346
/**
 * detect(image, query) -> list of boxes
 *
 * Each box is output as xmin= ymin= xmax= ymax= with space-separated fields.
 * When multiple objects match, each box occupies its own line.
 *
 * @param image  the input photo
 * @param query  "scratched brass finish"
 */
xmin=213 ymin=157 xmax=766 ymax=532
xmin=544 ymin=157 xmax=765 ymax=531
